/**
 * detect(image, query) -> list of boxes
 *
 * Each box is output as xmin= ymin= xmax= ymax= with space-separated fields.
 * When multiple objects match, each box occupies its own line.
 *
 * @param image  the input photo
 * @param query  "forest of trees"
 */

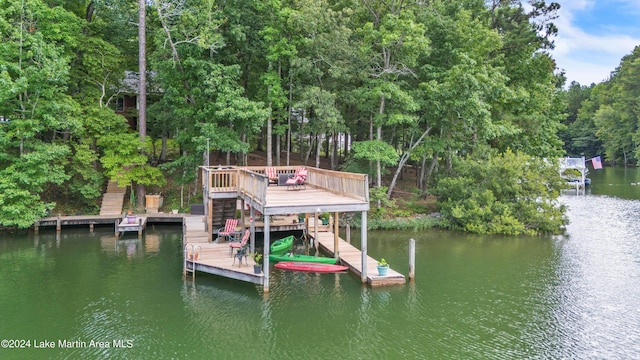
xmin=561 ymin=46 xmax=640 ymax=166
xmin=3 ymin=0 xmax=632 ymax=235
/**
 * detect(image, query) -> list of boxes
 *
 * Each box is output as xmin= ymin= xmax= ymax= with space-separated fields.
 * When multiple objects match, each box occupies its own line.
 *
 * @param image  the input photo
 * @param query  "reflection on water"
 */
xmin=1 ymin=186 xmax=640 ymax=358
xmin=555 ymin=195 xmax=640 ymax=358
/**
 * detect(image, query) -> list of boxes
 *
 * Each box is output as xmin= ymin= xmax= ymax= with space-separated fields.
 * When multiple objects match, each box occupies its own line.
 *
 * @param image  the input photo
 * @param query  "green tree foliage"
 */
xmin=0 ymin=0 xmax=573 ymax=234
xmin=559 ymin=81 xmax=602 ymax=157
xmin=433 ymin=148 xmax=567 ymax=235
xmin=0 ymin=0 xmax=80 ymax=226
xmin=568 ymin=46 xmax=640 ymax=165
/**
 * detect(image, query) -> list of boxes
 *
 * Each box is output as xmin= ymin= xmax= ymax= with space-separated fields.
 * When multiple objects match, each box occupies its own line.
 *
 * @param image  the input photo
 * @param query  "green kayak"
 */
xmin=270 ymin=235 xmax=294 ymax=256
xmin=269 ymin=253 xmax=338 ymax=264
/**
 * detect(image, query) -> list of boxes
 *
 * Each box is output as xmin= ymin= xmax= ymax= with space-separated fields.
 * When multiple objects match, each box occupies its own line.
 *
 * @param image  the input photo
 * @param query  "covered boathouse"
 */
xmin=185 ymin=166 xmax=405 ymax=292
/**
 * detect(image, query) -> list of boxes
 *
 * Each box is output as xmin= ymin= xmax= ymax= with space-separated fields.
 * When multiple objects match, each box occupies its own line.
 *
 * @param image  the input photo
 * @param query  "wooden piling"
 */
xmin=333 ymin=212 xmax=339 ymax=259
xmin=314 ymin=212 xmax=319 ymax=254
xmin=409 ymin=238 xmax=415 ymax=280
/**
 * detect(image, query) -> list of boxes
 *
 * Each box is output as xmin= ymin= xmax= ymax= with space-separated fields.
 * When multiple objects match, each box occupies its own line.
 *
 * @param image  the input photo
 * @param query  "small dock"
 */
xmin=314 ymin=232 xmax=405 ymax=286
xmin=34 ymin=213 xmax=184 ymax=232
xmin=116 ymin=215 xmax=147 ymax=238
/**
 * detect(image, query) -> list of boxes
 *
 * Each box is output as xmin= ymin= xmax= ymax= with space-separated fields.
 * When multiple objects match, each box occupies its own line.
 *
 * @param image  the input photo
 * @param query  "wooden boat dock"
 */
xmin=34 ymin=213 xmax=185 ymax=235
xmin=183 ymin=165 xmax=406 ymax=291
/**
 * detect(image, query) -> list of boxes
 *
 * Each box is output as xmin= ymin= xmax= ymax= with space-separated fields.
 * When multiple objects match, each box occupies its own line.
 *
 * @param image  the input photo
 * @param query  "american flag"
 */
xmin=592 ymin=156 xmax=603 ymax=169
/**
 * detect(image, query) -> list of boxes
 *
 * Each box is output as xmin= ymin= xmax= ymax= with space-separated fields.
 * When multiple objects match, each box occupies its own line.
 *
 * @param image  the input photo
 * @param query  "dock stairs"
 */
xmin=100 ymin=181 xmax=127 ymax=216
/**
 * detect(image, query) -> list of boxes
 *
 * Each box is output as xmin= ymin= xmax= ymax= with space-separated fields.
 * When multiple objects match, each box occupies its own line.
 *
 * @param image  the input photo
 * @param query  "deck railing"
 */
xmin=237 ymin=169 xmax=268 ymax=207
xmin=202 ymin=166 xmax=369 ymax=203
xmin=306 ymin=167 xmax=369 ymax=202
xmin=206 ymin=166 xmax=239 ymax=192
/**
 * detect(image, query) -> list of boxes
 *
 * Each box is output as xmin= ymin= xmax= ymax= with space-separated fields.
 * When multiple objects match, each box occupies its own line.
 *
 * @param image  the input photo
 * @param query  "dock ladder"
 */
xmin=183 ymin=244 xmax=202 ymax=280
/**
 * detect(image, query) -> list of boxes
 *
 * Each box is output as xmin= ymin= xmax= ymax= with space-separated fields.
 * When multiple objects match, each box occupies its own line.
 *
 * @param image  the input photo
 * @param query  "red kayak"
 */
xmin=274 ymin=261 xmax=348 ymax=273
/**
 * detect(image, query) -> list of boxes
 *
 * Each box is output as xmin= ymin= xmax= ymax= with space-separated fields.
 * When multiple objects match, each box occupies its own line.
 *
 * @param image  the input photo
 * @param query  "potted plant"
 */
xmin=253 ymin=253 xmax=263 ymax=274
xmin=320 ymin=212 xmax=330 ymax=225
xmin=126 ymin=209 xmax=137 ymax=224
xmin=166 ymin=199 xmax=179 ymax=214
xmin=377 ymin=258 xmax=389 ymax=276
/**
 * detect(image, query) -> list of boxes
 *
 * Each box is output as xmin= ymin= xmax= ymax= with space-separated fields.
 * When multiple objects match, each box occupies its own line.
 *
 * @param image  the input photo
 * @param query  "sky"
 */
xmin=550 ymin=0 xmax=640 ymax=86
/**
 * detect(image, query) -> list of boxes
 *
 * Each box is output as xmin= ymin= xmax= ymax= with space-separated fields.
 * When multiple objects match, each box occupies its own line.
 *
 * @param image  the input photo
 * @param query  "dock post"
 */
xmin=409 ymin=238 xmax=415 ymax=280
xmin=90 ymin=223 xmax=94 ymax=233
xmin=346 ymin=223 xmax=350 ymax=244
xmin=361 ymin=211 xmax=367 ymax=283
xmin=207 ymin=194 xmax=213 ymax=242
xmin=34 ymin=221 xmax=39 ymax=235
xmin=56 ymin=215 xmax=61 ymax=232
xmin=314 ymin=212 xmax=319 ymax=254
xmin=249 ymin=207 xmax=255 ymax=254
xmin=138 ymin=218 xmax=143 ymax=239
xmin=334 ymin=212 xmax=339 ymax=259
xmin=263 ymin=215 xmax=270 ymax=294
xmin=115 ymin=219 xmax=119 ymax=239
xmin=182 ymin=219 xmax=187 ymax=245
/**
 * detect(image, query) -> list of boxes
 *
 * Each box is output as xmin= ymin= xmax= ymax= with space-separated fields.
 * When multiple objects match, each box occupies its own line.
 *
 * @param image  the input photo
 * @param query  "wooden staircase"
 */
xmin=212 ymin=199 xmax=237 ymax=233
xmin=100 ymin=181 xmax=127 ymax=216
xmin=183 ymin=215 xmax=210 ymax=244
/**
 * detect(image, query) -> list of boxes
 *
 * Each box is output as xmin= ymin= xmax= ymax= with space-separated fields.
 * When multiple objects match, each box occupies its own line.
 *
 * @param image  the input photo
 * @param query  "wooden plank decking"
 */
xmin=183 ymin=214 xmax=263 ymax=283
xmin=184 ymin=242 xmax=263 ymax=284
xmin=315 ymin=232 xmax=406 ymax=286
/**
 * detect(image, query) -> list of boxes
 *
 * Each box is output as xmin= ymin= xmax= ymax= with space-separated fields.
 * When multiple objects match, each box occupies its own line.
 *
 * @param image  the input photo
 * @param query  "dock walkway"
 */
xmin=314 ymin=232 xmax=405 ymax=286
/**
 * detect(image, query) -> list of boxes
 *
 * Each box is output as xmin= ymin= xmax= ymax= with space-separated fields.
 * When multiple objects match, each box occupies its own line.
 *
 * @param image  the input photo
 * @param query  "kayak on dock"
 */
xmin=274 ymin=261 xmax=348 ymax=273
xmin=269 ymin=253 xmax=337 ymax=264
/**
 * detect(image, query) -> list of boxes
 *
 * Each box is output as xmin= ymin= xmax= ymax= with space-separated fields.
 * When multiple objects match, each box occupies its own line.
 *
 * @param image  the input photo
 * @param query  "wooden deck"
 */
xmin=314 ymin=232 xmax=406 ymax=286
xmin=260 ymin=185 xmax=369 ymax=215
xmin=184 ymin=242 xmax=263 ymax=284
xmin=193 ymin=166 xmax=407 ymax=291
xmin=183 ymin=214 xmax=264 ymax=283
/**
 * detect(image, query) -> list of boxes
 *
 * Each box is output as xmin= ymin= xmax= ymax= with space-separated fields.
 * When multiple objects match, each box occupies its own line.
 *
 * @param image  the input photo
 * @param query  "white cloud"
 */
xmin=551 ymin=1 xmax=640 ymax=85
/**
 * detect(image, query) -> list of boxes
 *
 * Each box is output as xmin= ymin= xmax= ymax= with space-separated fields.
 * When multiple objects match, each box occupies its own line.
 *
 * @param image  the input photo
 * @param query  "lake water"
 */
xmin=1 ymin=167 xmax=640 ymax=359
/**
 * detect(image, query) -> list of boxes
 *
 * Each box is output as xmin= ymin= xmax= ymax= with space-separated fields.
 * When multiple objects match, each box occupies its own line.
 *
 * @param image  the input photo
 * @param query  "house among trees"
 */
xmin=113 ymin=71 xmax=160 ymax=130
